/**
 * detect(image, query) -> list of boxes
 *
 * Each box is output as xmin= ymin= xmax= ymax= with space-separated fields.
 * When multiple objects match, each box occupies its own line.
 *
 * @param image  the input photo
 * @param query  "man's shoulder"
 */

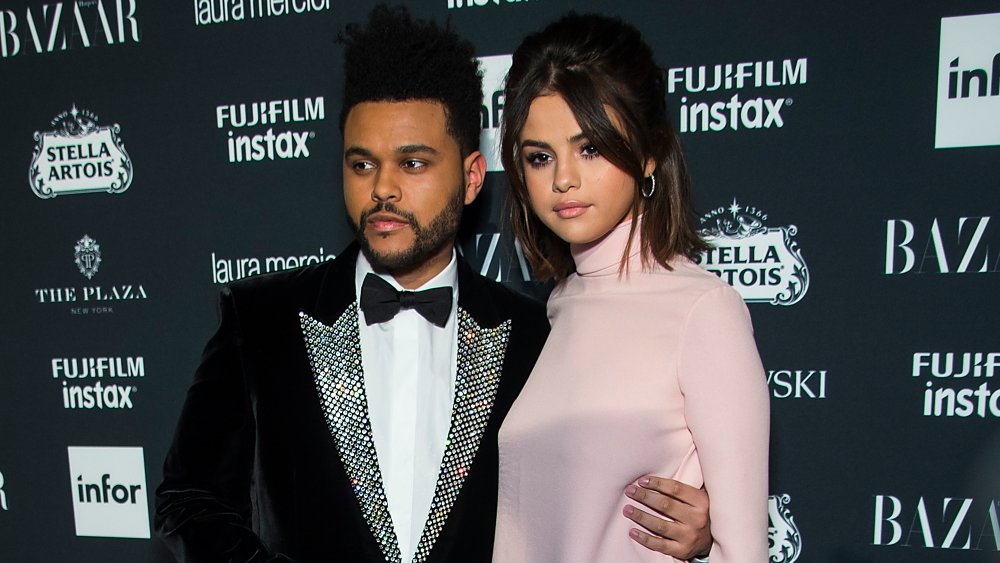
xmin=222 ymin=250 xmax=352 ymax=307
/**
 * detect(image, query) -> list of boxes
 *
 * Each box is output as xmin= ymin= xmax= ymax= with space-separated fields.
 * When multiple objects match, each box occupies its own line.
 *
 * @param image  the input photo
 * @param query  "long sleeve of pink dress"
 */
xmin=493 ymin=220 xmax=769 ymax=562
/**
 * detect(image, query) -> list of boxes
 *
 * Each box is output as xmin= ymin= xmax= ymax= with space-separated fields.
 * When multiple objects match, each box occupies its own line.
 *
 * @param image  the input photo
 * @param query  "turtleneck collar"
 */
xmin=571 ymin=218 xmax=642 ymax=277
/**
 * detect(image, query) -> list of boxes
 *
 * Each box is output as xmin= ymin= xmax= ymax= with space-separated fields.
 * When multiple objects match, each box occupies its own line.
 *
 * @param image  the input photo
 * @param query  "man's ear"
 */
xmin=463 ymin=151 xmax=487 ymax=205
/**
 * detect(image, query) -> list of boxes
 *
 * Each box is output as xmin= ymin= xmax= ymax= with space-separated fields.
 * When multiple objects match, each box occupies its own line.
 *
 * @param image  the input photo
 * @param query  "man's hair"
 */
xmin=339 ymin=5 xmax=483 ymax=156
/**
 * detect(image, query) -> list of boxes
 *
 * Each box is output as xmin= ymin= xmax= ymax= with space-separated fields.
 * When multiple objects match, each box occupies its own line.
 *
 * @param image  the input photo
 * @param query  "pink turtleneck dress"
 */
xmin=493 ymin=220 xmax=769 ymax=562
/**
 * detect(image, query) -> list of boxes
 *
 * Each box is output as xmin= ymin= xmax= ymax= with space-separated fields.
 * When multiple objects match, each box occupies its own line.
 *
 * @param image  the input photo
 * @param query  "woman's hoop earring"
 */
xmin=641 ymin=175 xmax=656 ymax=198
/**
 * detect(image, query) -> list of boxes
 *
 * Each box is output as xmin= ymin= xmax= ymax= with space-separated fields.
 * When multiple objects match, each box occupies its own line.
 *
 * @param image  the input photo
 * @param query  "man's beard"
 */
xmin=351 ymin=190 xmax=464 ymax=274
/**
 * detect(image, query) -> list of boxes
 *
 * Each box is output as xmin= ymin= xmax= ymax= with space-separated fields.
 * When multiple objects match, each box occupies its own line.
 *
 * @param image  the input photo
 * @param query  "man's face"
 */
xmin=343 ymin=100 xmax=482 ymax=281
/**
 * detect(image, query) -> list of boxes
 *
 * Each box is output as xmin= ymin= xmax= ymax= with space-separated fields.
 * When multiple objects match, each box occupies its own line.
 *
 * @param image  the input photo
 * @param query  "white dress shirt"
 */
xmin=355 ymin=252 xmax=459 ymax=563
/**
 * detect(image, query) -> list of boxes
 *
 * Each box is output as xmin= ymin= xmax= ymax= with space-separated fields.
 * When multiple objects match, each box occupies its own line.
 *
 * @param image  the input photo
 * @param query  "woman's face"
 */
xmin=519 ymin=94 xmax=637 ymax=246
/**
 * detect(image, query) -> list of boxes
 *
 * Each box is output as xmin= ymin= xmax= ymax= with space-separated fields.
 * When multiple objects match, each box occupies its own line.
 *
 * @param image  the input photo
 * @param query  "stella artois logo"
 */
xmin=697 ymin=200 xmax=809 ymax=306
xmin=30 ymin=105 xmax=133 ymax=199
xmin=74 ymin=235 xmax=102 ymax=280
xmin=768 ymin=494 xmax=803 ymax=562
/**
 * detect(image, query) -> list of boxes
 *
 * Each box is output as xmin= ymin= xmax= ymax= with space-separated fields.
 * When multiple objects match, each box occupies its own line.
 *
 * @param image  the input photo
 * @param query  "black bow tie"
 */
xmin=360 ymin=273 xmax=453 ymax=328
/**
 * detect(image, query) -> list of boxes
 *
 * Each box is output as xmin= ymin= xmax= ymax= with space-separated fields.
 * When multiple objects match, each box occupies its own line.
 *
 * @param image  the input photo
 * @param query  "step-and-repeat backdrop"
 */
xmin=1 ymin=1 xmax=998 ymax=561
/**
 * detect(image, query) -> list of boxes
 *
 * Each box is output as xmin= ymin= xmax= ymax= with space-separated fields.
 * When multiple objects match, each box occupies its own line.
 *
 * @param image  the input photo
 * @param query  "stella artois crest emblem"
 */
xmin=697 ymin=199 xmax=809 ymax=306
xmin=30 ymin=105 xmax=133 ymax=199
xmin=768 ymin=494 xmax=803 ymax=562
xmin=74 ymin=235 xmax=102 ymax=280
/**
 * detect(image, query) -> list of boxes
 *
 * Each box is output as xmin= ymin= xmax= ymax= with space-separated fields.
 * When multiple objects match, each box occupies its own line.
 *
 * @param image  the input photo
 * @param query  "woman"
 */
xmin=493 ymin=13 xmax=769 ymax=562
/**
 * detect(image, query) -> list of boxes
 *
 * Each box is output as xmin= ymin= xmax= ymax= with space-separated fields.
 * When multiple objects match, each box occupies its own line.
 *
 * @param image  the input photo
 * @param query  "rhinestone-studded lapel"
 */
xmin=412 ymin=308 xmax=511 ymax=563
xmin=299 ymin=308 xmax=403 ymax=563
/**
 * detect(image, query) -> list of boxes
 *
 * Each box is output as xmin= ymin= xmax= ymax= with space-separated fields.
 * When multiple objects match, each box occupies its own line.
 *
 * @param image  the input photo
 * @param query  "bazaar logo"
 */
xmin=935 ymin=12 xmax=1000 ymax=149
xmin=74 ymin=235 xmax=101 ymax=280
xmin=873 ymin=494 xmax=1000 ymax=551
xmin=67 ymin=446 xmax=150 ymax=539
xmin=768 ymin=494 xmax=802 ymax=562
xmin=0 ymin=0 xmax=140 ymax=59
xmin=884 ymin=216 xmax=998 ymax=274
xmin=697 ymin=200 xmax=809 ymax=305
xmin=30 ymin=105 xmax=132 ymax=199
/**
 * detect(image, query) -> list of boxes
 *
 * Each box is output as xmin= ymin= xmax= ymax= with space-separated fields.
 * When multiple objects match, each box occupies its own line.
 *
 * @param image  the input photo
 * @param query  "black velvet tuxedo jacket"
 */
xmin=155 ymin=245 xmax=548 ymax=563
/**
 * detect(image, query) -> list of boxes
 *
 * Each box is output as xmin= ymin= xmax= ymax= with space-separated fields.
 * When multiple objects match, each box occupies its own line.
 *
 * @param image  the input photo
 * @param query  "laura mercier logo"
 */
xmin=768 ymin=494 xmax=802 ymax=562
xmin=67 ymin=446 xmax=150 ymax=539
xmin=30 ymin=105 xmax=133 ymax=198
xmin=211 ymin=246 xmax=336 ymax=284
xmin=194 ymin=0 xmax=330 ymax=26
xmin=935 ymin=12 xmax=1000 ymax=148
xmin=697 ymin=200 xmax=809 ymax=305
xmin=448 ymin=0 xmax=532 ymax=9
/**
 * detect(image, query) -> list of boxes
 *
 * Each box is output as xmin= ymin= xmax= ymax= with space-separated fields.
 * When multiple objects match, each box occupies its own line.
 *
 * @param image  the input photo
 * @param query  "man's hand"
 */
xmin=622 ymin=476 xmax=712 ymax=560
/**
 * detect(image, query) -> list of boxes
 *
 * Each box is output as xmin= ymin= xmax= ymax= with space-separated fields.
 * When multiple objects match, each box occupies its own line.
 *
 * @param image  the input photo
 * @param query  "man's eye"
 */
xmin=402 ymin=160 xmax=426 ymax=170
xmin=352 ymin=161 xmax=375 ymax=172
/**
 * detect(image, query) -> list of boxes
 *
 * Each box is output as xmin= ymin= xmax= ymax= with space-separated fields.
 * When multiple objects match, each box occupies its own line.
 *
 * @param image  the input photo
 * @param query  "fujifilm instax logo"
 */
xmin=67 ymin=446 xmax=150 ymax=538
xmin=935 ymin=12 xmax=1000 ymax=148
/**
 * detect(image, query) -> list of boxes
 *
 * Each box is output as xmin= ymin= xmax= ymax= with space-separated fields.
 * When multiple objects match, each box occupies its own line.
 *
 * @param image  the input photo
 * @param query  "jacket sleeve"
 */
xmin=677 ymin=286 xmax=770 ymax=563
xmin=154 ymin=287 xmax=298 ymax=563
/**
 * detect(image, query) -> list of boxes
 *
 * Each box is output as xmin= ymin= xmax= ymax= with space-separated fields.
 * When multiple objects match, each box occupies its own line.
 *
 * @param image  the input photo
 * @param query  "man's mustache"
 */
xmin=360 ymin=202 xmax=418 ymax=226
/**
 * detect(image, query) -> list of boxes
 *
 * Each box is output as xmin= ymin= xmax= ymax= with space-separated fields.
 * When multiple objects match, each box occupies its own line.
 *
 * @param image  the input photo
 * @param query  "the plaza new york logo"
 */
xmin=30 ymin=105 xmax=133 ymax=198
xmin=769 ymin=494 xmax=802 ymax=562
xmin=74 ymin=235 xmax=101 ymax=279
xmin=697 ymin=200 xmax=809 ymax=305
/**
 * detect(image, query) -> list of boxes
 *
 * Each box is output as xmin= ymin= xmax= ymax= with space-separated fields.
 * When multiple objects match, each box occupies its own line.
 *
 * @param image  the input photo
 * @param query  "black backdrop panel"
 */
xmin=0 ymin=1 xmax=997 ymax=561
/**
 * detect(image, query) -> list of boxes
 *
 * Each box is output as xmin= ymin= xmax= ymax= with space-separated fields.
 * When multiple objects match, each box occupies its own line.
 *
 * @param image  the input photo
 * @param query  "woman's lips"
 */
xmin=553 ymin=201 xmax=590 ymax=219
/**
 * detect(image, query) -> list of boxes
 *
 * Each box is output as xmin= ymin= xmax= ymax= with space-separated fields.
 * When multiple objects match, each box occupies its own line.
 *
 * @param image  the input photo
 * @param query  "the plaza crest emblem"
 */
xmin=74 ymin=235 xmax=102 ymax=280
xmin=768 ymin=494 xmax=802 ymax=562
xmin=697 ymin=200 xmax=809 ymax=306
xmin=30 ymin=105 xmax=133 ymax=199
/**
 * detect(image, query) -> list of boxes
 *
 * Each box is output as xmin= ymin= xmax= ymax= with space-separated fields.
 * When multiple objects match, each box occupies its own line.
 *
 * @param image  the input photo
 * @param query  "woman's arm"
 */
xmin=677 ymin=285 xmax=770 ymax=562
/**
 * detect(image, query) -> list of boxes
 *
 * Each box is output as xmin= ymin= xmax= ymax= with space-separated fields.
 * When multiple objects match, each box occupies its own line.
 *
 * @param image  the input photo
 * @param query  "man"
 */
xmin=156 ymin=6 xmax=711 ymax=562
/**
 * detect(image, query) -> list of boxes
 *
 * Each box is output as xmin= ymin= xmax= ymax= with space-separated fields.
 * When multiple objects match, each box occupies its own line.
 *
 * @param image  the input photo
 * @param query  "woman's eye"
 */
xmin=524 ymin=152 xmax=551 ymax=168
xmin=581 ymin=144 xmax=600 ymax=159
